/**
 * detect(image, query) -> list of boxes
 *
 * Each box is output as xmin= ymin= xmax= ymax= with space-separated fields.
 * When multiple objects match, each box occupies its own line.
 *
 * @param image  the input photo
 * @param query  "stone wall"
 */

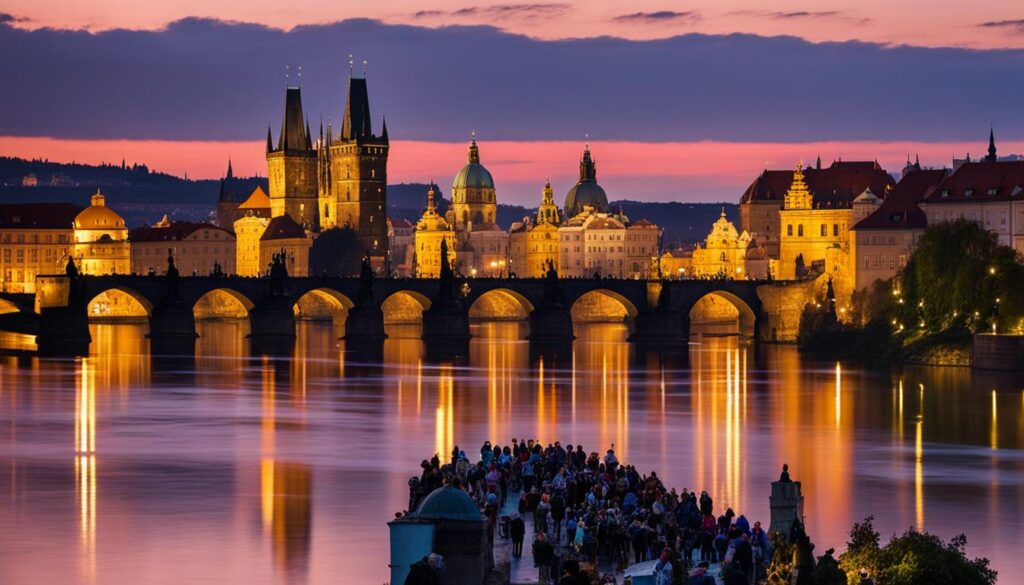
xmin=756 ymin=280 xmax=819 ymax=342
xmin=972 ymin=334 xmax=1024 ymax=370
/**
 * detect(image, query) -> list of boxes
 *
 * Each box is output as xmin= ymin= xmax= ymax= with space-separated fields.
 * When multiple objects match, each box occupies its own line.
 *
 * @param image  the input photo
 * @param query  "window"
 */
xmin=1000 ymin=211 xmax=1007 ymax=226
xmin=787 ymin=225 xmax=793 ymax=236
xmin=798 ymin=225 xmax=804 ymax=237
xmin=965 ymin=189 xmax=974 ymax=198
xmin=833 ymin=224 xmax=839 ymax=237
xmin=988 ymin=188 xmax=998 ymax=196
xmin=820 ymin=224 xmax=827 ymax=237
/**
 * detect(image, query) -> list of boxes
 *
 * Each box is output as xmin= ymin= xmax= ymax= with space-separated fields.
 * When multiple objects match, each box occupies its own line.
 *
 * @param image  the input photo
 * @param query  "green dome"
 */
xmin=412 ymin=486 xmax=483 ymax=521
xmin=453 ymin=163 xmax=495 ymax=190
xmin=453 ymin=139 xmax=494 ymax=190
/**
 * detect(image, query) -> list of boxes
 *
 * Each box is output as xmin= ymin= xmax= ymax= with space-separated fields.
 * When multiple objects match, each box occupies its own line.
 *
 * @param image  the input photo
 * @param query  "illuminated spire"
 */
xmin=785 ymin=162 xmax=813 ymax=210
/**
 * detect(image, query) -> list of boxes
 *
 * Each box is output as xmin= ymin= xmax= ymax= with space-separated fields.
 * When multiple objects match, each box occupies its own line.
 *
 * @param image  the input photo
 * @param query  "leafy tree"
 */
xmin=309 ymin=227 xmax=363 ymax=277
xmin=838 ymin=516 xmax=996 ymax=585
xmin=897 ymin=219 xmax=1024 ymax=335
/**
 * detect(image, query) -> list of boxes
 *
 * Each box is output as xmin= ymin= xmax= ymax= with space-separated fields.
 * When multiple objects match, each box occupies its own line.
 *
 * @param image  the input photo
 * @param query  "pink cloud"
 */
xmin=2 ymin=136 xmax=1021 ymax=204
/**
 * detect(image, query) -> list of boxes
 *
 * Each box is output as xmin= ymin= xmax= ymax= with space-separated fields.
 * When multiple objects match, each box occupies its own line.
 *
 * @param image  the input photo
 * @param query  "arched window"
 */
xmin=798 ymin=225 xmax=804 ymax=237
xmin=787 ymin=225 xmax=793 ymax=237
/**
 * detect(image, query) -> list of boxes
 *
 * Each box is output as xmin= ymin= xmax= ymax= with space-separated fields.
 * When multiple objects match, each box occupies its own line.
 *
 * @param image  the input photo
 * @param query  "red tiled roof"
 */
xmin=740 ymin=161 xmax=896 ymax=206
xmin=853 ymin=169 xmax=947 ymax=231
xmin=587 ymin=216 xmax=625 ymax=229
xmin=130 ymin=221 xmax=233 ymax=242
xmin=921 ymin=161 xmax=1024 ymax=203
xmin=260 ymin=215 xmax=307 ymax=241
xmin=0 ymin=203 xmax=81 ymax=229
xmin=389 ymin=218 xmax=413 ymax=228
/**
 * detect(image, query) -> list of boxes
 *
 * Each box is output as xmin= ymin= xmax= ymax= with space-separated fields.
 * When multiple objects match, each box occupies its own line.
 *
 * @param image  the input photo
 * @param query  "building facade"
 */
xmin=509 ymin=181 xmax=562 ymax=278
xmin=73 ymin=190 xmax=130 ymax=276
xmin=739 ymin=159 xmax=895 ymax=258
xmin=449 ymin=137 xmax=496 ymax=230
xmin=625 ymin=220 xmax=661 ymax=279
xmin=387 ymin=218 xmax=414 ymax=277
xmin=260 ymin=216 xmax=311 ymax=277
xmin=850 ymin=168 xmax=947 ymax=290
xmin=130 ymin=216 xmax=236 ymax=276
xmin=691 ymin=210 xmax=753 ymax=279
xmin=0 ymin=203 xmax=78 ymax=293
xmin=413 ymin=186 xmax=456 ymax=278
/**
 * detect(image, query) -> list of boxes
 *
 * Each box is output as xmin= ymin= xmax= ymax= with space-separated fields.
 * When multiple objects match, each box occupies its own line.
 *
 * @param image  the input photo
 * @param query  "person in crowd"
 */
xmin=510 ymin=513 xmax=526 ymax=558
xmin=533 ymin=531 xmax=555 ymax=584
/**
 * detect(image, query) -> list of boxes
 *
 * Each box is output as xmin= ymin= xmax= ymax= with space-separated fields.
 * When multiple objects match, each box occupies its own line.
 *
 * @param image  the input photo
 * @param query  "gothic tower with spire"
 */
xmin=321 ymin=74 xmax=390 ymax=260
xmin=266 ymin=86 xmax=318 ymax=227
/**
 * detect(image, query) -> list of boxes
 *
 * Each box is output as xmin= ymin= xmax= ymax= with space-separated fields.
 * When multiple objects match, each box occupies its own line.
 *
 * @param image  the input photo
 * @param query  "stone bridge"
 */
xmin=0 ymin=272 xmax=814 ymax=357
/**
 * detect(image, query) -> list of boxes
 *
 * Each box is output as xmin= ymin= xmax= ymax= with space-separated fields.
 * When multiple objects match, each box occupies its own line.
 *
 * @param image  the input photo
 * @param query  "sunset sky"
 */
xmin=2 ymin=1 xmax=1023 ymax=203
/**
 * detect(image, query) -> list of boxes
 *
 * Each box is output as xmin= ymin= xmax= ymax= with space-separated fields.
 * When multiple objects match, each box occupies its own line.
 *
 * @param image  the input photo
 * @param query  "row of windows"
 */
xmin=929 ymin=210 xmax=1009 ymax=227
xmin=862 ymin=255 xmax=907 ymax=270
xmin=139 ymin=246 xmax=229 ymax=255
xmin=0 ymin=233 xmax=69 ymax=244
xmin=785 ymin=223 xmax=843 ymax=237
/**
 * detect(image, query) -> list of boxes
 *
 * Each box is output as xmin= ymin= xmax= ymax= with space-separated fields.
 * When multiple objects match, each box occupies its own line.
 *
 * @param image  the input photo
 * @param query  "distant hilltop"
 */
xmin=0 ymin=155 xmax=734 ymax=243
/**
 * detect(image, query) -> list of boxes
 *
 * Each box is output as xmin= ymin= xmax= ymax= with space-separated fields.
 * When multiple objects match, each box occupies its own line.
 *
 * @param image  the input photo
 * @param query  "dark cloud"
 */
xmin=612 ymin=11 xmax=701 ymax=24
xmin=0 ymin=18 xmax=1021 ymax=143
xmin=734 ymin=10 xmax=872 ymax=25
xmin=0 ymin=13 xmax=29 ymax=24
xmin=414 ymin=3 xmax=570 ymax=19
xmin=979 ymin=19 xmax=1024 ymax=32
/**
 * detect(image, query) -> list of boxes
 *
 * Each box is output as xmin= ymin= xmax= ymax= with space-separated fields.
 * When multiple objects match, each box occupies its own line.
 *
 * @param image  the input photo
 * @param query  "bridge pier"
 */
xmin=148 ymin=303 xmax=198 ymax=356
xmin=36 ymin=305 xmax=91 ymax=357
xmin=249 ymin=302 xmax=296 ymax=356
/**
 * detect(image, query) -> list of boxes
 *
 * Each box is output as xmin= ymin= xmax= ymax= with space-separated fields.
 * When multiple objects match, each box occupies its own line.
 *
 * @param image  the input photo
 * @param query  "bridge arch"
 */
xmin=468 ymin=288 xmax=534 ymax=321
xmin=193 ymin=288 xmax=254 ymax=320
xmin=86 ymin=287 xmax=152 ymax=322
xmin=0 ymin=297 xmax=25 ymax=316
xmin=381 ymin=290 xmax=432 ymax=325
xmin=688 ymin=290 xmax=756 ymax=338
xmin=293 ymin=288 xmax=353 ymax=324
xmin=570 ymin=289 xmax=639 ymax=323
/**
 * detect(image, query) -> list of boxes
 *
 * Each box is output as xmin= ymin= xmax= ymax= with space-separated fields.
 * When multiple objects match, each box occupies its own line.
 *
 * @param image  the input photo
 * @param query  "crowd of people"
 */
xmin=408 ymin=439 xmax=775 ymax=585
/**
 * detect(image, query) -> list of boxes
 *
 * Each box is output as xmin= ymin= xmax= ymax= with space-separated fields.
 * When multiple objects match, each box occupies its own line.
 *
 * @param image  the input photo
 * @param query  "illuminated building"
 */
xmin=130 ymin=215 xmax=236 ymax=276
xmin=777 ymin=164 xmax=882 ymax=283
xmin=625 ymin=219 xmax=661 ymax=279
xmin=851 ymin=168 xmax=947 ymax=290
xmin=563 ymin=143 xmax=609 ymax=217
xmin=413 ymin=186 xmax=456 ymax=278
xmin=509 ymin=181 xmax=561 ymax=278
xmin=0 ymin=203 xmax=77 ymax=292
xmin=266 ymin=86 xmax=318 ymax=227
xmin=260 ymin=216 xmax=311 ymax=277
xmin=919 ymin=158 xmax=1024 ymax=255
xmin=559 ymin=208 xmax=627 ymax=278
xmin=233 ymin=187 xmax=276 ymax=276
xmin=739 ymin=158 xmax=895 ymax=258
xmin=449 ymin=136 xmax=496 ymax=229
xmin=215 ymin=159 xmax=248 ymax=228
xmin=691 ymin=209 xmax=752 ymax=279
xmin=73 ymin=189 xmax=130 ymax=276
xmin=387 ymin=218 xmax=414 ymax=277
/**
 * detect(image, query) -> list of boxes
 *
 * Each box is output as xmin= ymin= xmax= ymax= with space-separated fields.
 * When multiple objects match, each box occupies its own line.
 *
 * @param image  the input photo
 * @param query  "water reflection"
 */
xmin=0 ymin=321 xmax=1023 ymax=584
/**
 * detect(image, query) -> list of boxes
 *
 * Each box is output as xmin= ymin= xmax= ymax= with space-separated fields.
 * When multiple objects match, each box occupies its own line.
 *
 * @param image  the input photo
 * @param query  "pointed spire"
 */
xmin=341 ymin=75 xmax=372 ymax=141
xmin=278 ymin=87 xmax=310 ymax=152
xmin=468 ymin=131 xmax=480 ymax=164
xmin=266 ymin=125 xmax=274 ymax=154
xmin=226 ymin=157 xmax=234 ymax=179
xmin=579 ymin=141 xmax=597 ymax=183
xmin=985 ymin=126 xmax=998 ymax=162
xmin=305 ymin=119 xmax=313 ymax=149
xmin=816 ymin=153 xmax=821 ymax=170
xmin=426 ymin=183 xmax=437 ymax=212
xmin=381 ymin=115 xmax=389 ymax=143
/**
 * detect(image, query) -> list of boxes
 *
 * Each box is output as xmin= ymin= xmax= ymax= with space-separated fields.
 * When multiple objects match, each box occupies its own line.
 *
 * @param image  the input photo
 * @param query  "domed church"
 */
xmin=564 ymin=143 xmax=609 ymax=218
xmin=73 ymin=189 xmax=130 ymax=275
xmin=449 ymin=134 xmax=497 ymax=230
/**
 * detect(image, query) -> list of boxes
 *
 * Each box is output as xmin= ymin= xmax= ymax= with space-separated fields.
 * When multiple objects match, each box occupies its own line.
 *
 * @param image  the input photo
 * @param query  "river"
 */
xmin=0 ymin=320 xmax=1021 ymax=584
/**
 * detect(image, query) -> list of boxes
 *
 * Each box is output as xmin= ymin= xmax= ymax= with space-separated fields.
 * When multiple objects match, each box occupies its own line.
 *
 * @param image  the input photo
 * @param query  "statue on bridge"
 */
xmin=436 ymin=239 xmax=458 ymax=305
xmin=267 ymin=250 xmax=289 ymax=298
xmin=164 ymin=252 xmax=181 ymax=302
xmin=541 ymin=259 xmax=566 ymax=308
xmin=357 ymin=255 xmax=376 ymax=305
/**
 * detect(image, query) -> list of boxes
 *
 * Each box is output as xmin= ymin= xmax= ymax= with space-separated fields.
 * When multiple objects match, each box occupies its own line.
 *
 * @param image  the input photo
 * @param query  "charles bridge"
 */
xmin=0 ymin=258 xmax=816 ymax=359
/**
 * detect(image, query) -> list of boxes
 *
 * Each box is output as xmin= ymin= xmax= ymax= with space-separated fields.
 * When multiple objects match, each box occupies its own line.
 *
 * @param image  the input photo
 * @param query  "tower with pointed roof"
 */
xmin=564 ymin=143 xmax=609 ymax=217
xmin=537 ymin=180 xmax=560 ymax=226
xmin=984 ymin=127 xmax=998 ymax=163
xmin=319 ymin=74 xmax=389 ymax=262
xmin=413 ymin=185 xmax=456 ymax=278
xmin=266 ymin=86 xmax=318 ymax=228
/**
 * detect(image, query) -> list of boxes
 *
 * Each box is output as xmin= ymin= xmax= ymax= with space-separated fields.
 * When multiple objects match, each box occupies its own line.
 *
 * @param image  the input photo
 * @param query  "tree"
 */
xmin=838 ymin=516 xmax=996 ymax=585
xmin=309 ymin=227 xmax=363 ymax=277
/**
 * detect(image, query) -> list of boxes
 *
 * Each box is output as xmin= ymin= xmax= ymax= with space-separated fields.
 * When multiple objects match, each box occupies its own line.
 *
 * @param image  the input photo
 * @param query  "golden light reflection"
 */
xmin=834 ymin=363 xmax=842 ymax=427
xmin=74 ymin=358 xmax=96 ymax=582
xmin=915 ymin=418 xmax=924 ymax=531
xmin=991 ymin=390 xmax=998 ymax=450
xmin=434 ymin=366 xmax=454 ymax=460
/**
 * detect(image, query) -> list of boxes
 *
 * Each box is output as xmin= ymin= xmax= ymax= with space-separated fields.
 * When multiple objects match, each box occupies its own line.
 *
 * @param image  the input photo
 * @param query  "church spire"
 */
xmin=226 ymin=157 xmax=234 ymax=179
xmin=468 ymin=131 xmax=480 ymax=164
xmin=579 ymin=143 xmax=597 ymax=183
xmin=985 ymin=126 xmax=998 ymax=162
xmin=341 ymin=75 xmax=373 ymax=141
xmin=266 ymin=125 xmax=274 ymax=154
xmin=381 ymin=115 xmax=389 ymax=143
xmin=277 ymin=86 xmax=310 ymax=152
